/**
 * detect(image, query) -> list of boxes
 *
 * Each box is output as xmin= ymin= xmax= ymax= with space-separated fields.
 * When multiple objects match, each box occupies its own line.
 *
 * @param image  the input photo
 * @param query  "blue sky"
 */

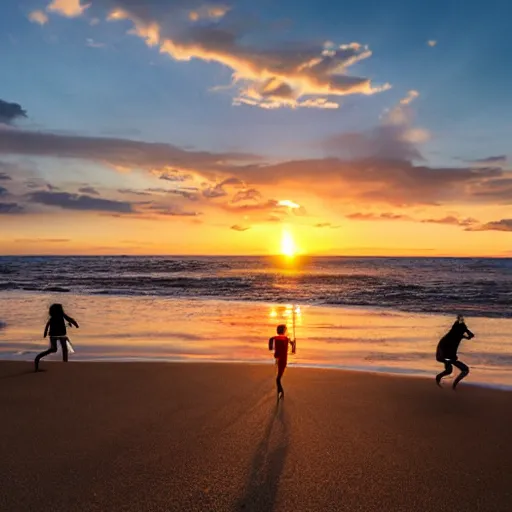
xmin=2 ymin=0 xmax=510 ymax=159
xmin=0 ymin=0 xmax=511 ymax=255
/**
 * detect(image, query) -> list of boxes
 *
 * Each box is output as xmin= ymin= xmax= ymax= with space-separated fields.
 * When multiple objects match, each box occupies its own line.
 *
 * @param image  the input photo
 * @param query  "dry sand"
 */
xmin=0 ymin=361 xmax=511 ymax=511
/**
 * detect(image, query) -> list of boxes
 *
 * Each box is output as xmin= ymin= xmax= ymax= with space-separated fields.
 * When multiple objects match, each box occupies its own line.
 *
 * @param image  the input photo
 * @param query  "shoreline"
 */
xmin=4 ymin=357 xmax=512 ymax=392
xmin=2 ymin=288 xmax=511 ymax=319
xmin=2 ymin=292 xmax=511 ymax=389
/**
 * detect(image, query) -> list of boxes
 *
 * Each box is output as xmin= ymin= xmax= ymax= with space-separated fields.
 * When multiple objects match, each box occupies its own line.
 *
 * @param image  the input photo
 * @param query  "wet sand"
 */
xmin=0 ymin=361 xmax=511 ymax=511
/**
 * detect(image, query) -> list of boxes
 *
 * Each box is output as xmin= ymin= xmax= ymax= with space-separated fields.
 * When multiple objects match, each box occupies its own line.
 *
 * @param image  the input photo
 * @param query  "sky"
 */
xmin=0 ymin=0 xmax=511 ymax=256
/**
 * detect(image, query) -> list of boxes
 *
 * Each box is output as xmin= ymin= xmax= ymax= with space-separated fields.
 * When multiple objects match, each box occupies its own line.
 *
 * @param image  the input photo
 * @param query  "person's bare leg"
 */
xmin=452 ymin=361 xmax=469 ymax=390
xmin=60 ymin=337 xmax=68 ymax=362
xmin=436 ymin=361 xmax=452 ymax=386
xmin=34 ymin=339 xmax=57 ymax=371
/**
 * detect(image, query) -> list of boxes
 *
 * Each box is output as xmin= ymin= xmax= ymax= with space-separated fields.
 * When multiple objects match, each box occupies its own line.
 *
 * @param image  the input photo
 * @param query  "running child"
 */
xmin=268 ymin=324 xmax=295 ymax=400
xmin=435 ymin=315 xmax=474 ymax=389
xmin=35 ymin=304 xmax=79 ymax=372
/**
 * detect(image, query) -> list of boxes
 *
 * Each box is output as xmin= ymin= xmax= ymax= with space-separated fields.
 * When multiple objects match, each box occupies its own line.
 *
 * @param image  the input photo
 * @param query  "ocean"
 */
xmin=1 ymin=256 xmax=511 ymax=387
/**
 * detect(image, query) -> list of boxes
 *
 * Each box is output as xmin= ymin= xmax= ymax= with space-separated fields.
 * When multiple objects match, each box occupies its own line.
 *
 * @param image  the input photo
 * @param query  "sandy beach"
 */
xmin=0 ymin=361 xmax=511 ymax=511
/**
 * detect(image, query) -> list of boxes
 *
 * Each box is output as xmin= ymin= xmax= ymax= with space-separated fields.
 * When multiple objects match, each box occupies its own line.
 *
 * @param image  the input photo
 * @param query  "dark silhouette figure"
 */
xmin=35 ymin=304 xmax=79 ymax=372
xmin=268 ymin=324 xmax=294 ymax=400
xmin=436 ymin=315 xmax=474 ymax=390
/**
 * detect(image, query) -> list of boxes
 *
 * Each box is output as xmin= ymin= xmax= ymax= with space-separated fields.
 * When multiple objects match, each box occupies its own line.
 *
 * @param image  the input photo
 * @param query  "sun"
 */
xmin=281 ymin=229 xmax=297 ymax=257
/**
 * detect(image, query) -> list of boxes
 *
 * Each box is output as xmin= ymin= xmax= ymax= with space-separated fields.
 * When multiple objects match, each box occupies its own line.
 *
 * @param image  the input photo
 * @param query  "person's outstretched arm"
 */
xmin=43 ymin=320 xmax=50 ymax=338
xmin=64 ymin=314 xmax=79 ymax=328
xmin=464 ymin=328 xmax=474 ymax=339
xmin=462 ymin=323 xmax=474 ymax=339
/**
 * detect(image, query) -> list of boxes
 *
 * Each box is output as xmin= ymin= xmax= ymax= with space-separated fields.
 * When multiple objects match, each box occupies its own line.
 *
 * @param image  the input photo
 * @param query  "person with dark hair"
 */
xmin=436 ymin=315 xmax=475 ymax=389
xmin=35 ymin=304 xmax=79 ymax=372
xmin=268 ymin=324 xmax=295 ymax=400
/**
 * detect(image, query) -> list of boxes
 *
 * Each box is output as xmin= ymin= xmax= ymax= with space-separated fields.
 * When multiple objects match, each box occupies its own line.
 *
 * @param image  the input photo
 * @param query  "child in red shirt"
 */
xmin=268 ymin=324 xmax=295 ymax=400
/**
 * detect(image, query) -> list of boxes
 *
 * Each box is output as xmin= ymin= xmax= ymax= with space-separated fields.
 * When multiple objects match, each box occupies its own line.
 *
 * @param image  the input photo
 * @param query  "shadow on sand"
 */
xmin=235 ymin=400 xmax=290 ymax=511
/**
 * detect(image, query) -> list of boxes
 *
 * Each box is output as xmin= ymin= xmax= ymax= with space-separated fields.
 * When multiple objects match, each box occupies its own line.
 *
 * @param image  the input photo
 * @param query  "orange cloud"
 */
xmin=47 ymin=0 xmax=89 ymax=17
xmin=28 ymin=10 xmax=49 ymax=25
xmin=93 ymin=1 xmax=391 ymax=108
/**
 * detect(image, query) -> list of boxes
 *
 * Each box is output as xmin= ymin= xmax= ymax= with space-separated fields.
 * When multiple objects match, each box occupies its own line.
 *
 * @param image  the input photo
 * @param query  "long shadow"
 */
xmin=234 ymin=401 xmax=289 ymax=511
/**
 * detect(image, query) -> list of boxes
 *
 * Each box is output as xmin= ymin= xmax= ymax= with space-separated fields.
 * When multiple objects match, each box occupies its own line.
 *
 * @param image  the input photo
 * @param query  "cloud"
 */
xmin=0 ymin=203 xmax=24 ymax=214
xmin=0 ymin=172 xmax=12 ymax=181
xmin=0 ymin=186 xmax=8 ymax=196
xmin=118 ymin=188 xmax=151 ymax=196
xmin=346 ymin=212 xmax=412 ymax=221
xmin=231 ymin=224 xmax=250 ymax=231
xmin=469 ymin=177 xmax=512 ymax=203
xmin=421 ymin=216 xmax=478 ymax=227
xmin=47 ymin=0 xmax=89 ymax=17
xmin=78 ymin=186 xmax=100 ymax=195
xmin=231 ymin=188 xmax=262 ymax=203
xmin=323 ymin=91 xmax=428 ymax=161
xmin=142 ymin=204 xmax=201 ymax=216
xmin=86 ymin=38 xmax=106 ymax=48
xmin=29 ymin=191 xmax=133 ymax=213
xmin=15 ymin=238 xmax=70 ymax=243
xmin=427 ymin=40 xmax=437 ymax=47
xmin=159 ymin=169 xmax=193 ymax=182
xmin=28 ymin=10 xmax=49 ymax=25
xmin=0 ymin=99 xmax=27 ymax=125
xmin=203 ymin=177 xmax=244 ymax=198
xmin=468 ymin=219 xmax=512 ymax=232
xmin=77 ymin=0 xmax=392 ymax=109
xmin=467 ymin=155 xmax=508 ymax=167
xmin=0 ymin=130 xmax=257 ymax=173
xmin=1 ymin=128 xmax=509 ymax=208
xmin=314 ymin=222 xmax=340 ymax=228
xmin=189 ymin=4 xmax=230 ymax=22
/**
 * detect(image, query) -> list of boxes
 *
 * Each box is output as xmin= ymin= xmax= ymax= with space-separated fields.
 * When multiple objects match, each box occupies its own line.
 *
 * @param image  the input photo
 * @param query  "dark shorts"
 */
xmin=436 ymin=346 xmax=457 ymax=363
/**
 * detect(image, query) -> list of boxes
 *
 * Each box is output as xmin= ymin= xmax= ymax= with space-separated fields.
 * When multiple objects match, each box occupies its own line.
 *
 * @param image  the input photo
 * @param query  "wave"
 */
xmin=0 ymin=256 xmax=510 ymax=318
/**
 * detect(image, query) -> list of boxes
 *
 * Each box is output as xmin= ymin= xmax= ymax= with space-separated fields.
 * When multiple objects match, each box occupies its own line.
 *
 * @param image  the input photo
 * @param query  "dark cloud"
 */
xmin=346 ymin=212 xmax=412 ymax=221
xmin=468 ymin=219 xmax=512 ymax=232
xmin=0 ymin=128 xmax=509 ymax=208
xmin=203 ymin=177 xmax=244 ymax=199
xmin=233 ymin=158 xmax=504 ymax=206
xmin=0 ymin=172 xmax=12 ymax=181
xmin=467 ymin=155 xmax=508 ymax=166
xmin=469 ymin=178 xmax=512 ymax=203
xmin=143 ymin=203 xmax=201 ymax=216
xmin=159 ymin=169 xmax=193 ymax=182
xmin=118 ymin=188 xmax=152 ymax=196
xmin=0 ymin=130 xmax=259 ymax=173
xmin=421 ymin=216 xmax=478 ymax=227
xmin=0 ymin=186 xmax=8 ymax=196
xmin=231 ymin=224 xmax=250 ymax=231
xmin=222 ymin=199 xmax=279 ymax=213
xmin=29 ymin=191 xmax=133 ymax=213
xmin=232 ymin=188 xmax=262 ymax=203
xmin=0 ymin=202 xmax=24 ymax=214
xmin=314 ymin=222 xmax=340 ymax=228
xmin=168 ymin=188 xmax=200 ymax=201
xmin=0 ymin=99 xmax=27 ymax=125
xmin=78 ymin=186 xmax=100 ymax=195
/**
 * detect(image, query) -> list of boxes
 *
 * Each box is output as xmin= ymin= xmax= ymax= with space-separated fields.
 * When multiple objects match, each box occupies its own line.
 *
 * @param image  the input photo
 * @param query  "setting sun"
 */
xmin=281 ymin=229 xmax=297 ymax=257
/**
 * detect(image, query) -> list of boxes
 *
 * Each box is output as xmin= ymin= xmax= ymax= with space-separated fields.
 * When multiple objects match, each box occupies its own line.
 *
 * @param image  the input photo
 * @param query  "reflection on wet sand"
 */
xmin=1 ymin=292 xmax=512 ymax=387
